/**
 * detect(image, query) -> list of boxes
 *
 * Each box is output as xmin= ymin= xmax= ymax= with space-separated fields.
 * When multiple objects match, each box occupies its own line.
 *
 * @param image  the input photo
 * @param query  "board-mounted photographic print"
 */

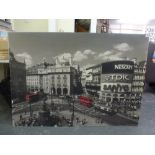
xmin=8 ymin=33 xmax=148 ymax=127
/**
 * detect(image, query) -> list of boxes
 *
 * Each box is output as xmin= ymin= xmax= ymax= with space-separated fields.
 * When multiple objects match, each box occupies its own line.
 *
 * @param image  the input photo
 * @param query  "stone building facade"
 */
xmin=26 ymin=61 xmax=82 ymax=96
xmin=10 ymin=52 xmax=27 ymax=99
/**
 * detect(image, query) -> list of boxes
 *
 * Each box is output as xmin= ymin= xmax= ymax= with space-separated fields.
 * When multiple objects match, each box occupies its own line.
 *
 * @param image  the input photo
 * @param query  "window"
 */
xmin=57 ymin=75 xmax=61 ymax=79
xmin=63 ymin=74 xmax=67 ymax=79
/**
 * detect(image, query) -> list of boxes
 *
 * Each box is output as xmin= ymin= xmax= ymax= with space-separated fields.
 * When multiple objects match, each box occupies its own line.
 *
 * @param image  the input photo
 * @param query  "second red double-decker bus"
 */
xmin=79 ymin=96 xmax=93 ymax=107
xmin=26 ymin=92 xmax=40 ymax=103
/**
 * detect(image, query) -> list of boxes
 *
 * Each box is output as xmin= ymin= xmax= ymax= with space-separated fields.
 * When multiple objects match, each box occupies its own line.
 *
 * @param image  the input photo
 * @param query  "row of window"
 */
xmin=132 ymin=81 xmax=144 ymax=86
xmin=131 ymin=87 xmax=144 ymax=92
xmin=27 ymin=76 xmax=39 ymax=81
xmin=38 ymin=68 xmax=71 ymax=73
xmin=43 ymin=82 xmax=68 ymax=87
xmin=133 ymin=75 xmax=145 ymax=80
xmin=93 ymin=76 xmax=101 ymax=83
xmin=28 ymin=81 xmax=68 ymax=86
xmin=27 ymin=81 xmax=39 ymax=86
xmin=27 ymin=75 xmax=68 ymax=82
xmin=134 ymin=68 xmax=146 ymax=74
xmin=47 ymin=68 xmax=70 ymax=72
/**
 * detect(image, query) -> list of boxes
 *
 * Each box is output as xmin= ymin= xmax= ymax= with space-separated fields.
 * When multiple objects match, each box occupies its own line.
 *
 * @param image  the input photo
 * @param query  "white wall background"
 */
xmin=56 ymin=19 xmax=75 ymax=32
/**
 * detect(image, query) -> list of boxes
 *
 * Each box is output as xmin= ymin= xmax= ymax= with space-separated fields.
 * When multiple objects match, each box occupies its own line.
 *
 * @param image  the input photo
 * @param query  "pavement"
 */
xmin=1 ymin=86 xmax=155 ymax=134
xmin=12 ymin=97 xmax=106 ymax=126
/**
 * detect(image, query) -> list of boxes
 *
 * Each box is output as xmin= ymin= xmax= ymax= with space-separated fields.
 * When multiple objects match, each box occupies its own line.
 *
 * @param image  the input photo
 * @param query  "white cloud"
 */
xmin=73 ymin=51 xmax=88 ymax=62
xmin=16 ymin=52 xmax=32 ymax=67
xmin=101 ymin=50 xmax=113 ymax=56
xmin=94 ymin=43 xmax=132 ymax=62
xmin=83 ymin=49 xmax=95 ymax=55
xmin=95 ymin=50 xmax=123 ymax=61
xmin=55 ymin=49 xmax=95 ymax=63
xmin=113 ymin=43 xmax=133 ymax=52
xmin=95 ymin=50 xmax=114 ymax=60
xmin=95 ymin=50 xmax=113 ymax=59
xmin=73 ymin=49 xmax=96 ymax=62
xmin=107 ymin=52 xmax=124 ymax=60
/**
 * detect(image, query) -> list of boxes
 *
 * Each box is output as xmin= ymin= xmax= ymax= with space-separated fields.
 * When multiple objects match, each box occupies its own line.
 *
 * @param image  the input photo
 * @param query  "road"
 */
xmin=12 ymin=96 xmax=69 ymax=113
xmin=1 ymin=86 xmax=155 ymax=133
xmin=12 ymin=95 xmax=138 ymax=126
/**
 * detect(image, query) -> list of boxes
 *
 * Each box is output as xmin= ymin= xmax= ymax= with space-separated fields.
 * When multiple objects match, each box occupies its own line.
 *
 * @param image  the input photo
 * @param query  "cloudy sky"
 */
xmin=8 ymin=33 xmax=149 ymax=68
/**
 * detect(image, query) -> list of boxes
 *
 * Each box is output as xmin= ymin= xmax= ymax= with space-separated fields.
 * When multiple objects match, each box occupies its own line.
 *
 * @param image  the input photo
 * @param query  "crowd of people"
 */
xmin=14 ymin=113 xmax=89 ymax=127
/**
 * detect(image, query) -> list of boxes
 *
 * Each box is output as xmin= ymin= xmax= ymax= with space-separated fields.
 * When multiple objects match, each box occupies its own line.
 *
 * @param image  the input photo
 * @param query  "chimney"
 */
xmin=42 ymin=57 xmax=46 ymax=63
xmin=69 ymin=56 xmax=72 ymax=66
xmin=55 ymin=57 xmax=58 ymax=66
xmin=24 ymin=58 xmax=26 ymax=64
xmin=55 ymin=56 xmax=60 ymax=66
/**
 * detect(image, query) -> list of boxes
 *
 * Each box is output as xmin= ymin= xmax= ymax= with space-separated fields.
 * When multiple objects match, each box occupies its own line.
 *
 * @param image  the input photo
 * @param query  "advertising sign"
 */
xmin=100 ymin=60 xmax=135 ymax=117
xmin=101 ymin=74 xmax=133 ymax=83
xmin=102 ymin=61 xmax=134 ymax=74
xmin=101 ymin=83 xmax=132 ymax=93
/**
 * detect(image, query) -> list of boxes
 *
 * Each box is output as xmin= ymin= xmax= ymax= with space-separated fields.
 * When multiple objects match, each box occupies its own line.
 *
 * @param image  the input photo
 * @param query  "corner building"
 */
xmin=10 ymin=52 xmax=27 ymax=99
xmin=26 ymin=61 xmax=80 ymax=96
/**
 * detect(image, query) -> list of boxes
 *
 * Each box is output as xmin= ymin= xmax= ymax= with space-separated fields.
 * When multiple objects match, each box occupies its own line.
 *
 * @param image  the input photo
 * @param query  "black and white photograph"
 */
xmin=96 ymin=19 xmax=109 ymax=33
xmin=8 ymin=33 xmax=148 ymax=127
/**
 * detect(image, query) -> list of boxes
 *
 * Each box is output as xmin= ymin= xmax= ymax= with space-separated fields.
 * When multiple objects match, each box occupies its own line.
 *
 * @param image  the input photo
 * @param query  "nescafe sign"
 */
xmin=102 ymin=60 xmax=134 ymax=74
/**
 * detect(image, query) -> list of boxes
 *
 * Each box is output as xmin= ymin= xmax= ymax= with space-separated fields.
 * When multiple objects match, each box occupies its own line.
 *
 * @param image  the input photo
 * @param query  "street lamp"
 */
xmin=51 ymin=87 xmax=53 ymax=104
xmin=29 ymin=101 xmax=32 ymax=117
xmin=71 ymin=96 xmax=75 ymax=126
xmin=51 ymin=87 xmax=54 ymax=111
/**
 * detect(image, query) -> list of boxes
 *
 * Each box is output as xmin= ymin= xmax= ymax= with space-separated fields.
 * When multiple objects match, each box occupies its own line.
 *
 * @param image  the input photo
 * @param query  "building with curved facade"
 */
xmin=26 ymin=60 xmax=81 ymax=96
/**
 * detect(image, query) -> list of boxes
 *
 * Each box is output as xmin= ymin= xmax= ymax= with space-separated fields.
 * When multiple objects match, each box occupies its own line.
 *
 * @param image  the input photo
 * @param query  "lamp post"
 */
xmin=71 ymin=96 xmax=75 ymax=126
xmin=29 ymin=101 xmax=32 ymax=117
xmin=51 ymin=87 xmax=52 ymax=104
xmin=51 ymin=87 xmax=54 ymax=111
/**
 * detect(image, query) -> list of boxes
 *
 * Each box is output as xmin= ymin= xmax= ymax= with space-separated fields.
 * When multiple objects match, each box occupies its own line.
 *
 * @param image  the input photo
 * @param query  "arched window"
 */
xmin=57 ymin=88 xmax=61 ymax=95
xmin=63 ymin=88 xmax=68 ymax=95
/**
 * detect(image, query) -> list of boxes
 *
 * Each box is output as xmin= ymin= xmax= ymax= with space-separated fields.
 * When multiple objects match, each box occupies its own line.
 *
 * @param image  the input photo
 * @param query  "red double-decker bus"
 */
xmin=79 ymin=96 xmax=93 ymax=107
xmin=26 ymin=92 xmax=40 ymax=103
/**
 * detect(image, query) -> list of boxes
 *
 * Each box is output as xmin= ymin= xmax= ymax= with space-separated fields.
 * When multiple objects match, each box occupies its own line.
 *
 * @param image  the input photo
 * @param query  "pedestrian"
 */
xmin=25 ymin=109 xmax=27 ymax=115
xmin=96 ymin=118 xmax=99 ymax=123
xmin=19 ymin=114 xmax=23 ymax=121
xmin=76 ymin=117 xmax=79 ymax=123
xmin=82 ymin=119 xmax=85 ymax=125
